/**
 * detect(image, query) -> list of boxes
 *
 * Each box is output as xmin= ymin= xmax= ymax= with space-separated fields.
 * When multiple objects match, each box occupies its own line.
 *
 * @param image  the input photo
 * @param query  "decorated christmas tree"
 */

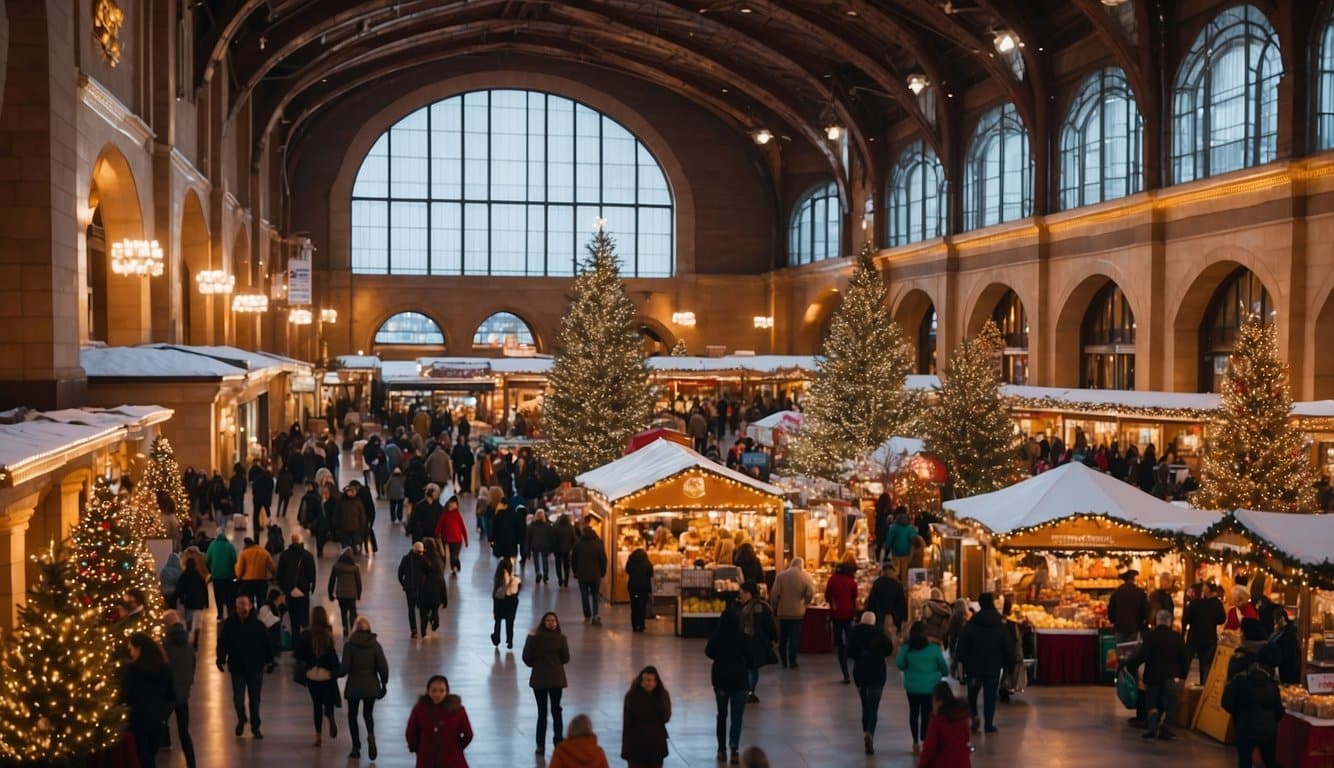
xmin=71 ymin=477 xmax=162 ymax=631
xmin=669 ymin=338 xmax=689 ymax=357
xmin=0 ymin=544 xmax=128 ymax=763
xmin=542 ymin=223 xmax=652 ymax=477
xmin=922 ymin=321 xmax=1017 ymax=498
xmin=789 ymin=242 xmax=916 ymax=479
xmin=128 ymin=435 xmax=183 ymax=539
xmin=1194 ymin=313 xmax=1316 ymax=512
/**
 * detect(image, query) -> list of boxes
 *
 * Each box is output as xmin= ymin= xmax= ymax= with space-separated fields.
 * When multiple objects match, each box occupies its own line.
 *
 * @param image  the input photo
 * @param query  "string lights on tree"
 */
xmin=70 ymin=477 xmax=162 ymax=633
xmin=789 ymin=241 xmax=916 ymax=480
xmin=129 ymin=435 xmax=186 ymax=539
xmin=540 ymin=225 xmax=652 ymax=477
xmin=0 ymin=544 xmax=128 ymax=763
xmin=1193 ymin=312 xmax=1316 ymax=513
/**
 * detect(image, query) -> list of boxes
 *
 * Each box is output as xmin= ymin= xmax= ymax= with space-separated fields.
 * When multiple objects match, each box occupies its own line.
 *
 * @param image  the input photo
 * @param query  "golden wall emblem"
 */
xmin=93 ymin=0 xmax=125 ymax=66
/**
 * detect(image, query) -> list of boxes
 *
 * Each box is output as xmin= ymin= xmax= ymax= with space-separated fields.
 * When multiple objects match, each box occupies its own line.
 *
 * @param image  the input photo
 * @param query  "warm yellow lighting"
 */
xmin=825 ymin=124 xmax=844 ymax=141
xmin=671 ymin=311 xmax=697 ymax=327
xmin=907 ymin=74 xmax=929 ymax=95
xmin=289 ymin=308 xmax=312 ymax=325
xmin=231 ymin=293 xmax=269 ymax=313
xmin=110 ymin=239 xmax=164 ymax=277
xmin=993 ymin=30 xmax=1019 ymax=53
xmin=753 ymin=316 xmax=774 ymax=329
xmin=321 ymin=308 xmax=338 ymax=324
xmin=751 ymin=128 xmax=773 ymax=145
xmin=195 ymin=269 xmax=235 ymax=294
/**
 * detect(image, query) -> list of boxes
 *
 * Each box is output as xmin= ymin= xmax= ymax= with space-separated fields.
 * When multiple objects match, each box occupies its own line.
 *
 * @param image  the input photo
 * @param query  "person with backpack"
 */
xmin=1222 ymin=643 xmax=1285 ymax=768
xmin=955 ymin=592 xmax=1014 ymax=735
xmin=848 ymin=611 xmax=894 ymax=755
xmin=735 ymin=581 xmax=777 ymax=703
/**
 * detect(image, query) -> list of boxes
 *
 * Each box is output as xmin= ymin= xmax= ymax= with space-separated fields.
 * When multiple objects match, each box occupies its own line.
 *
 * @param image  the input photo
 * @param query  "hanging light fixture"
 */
xmin=110 ymin=239 xmax=165 ymax=277
xmin=907 ymin=74 xmax=929 ymax=95
xmin=288 ymin=308 xmax=312 ymax=325
xmin=671 ymin=311 xmax=697 ymax=327
xmin=750 ymin=128 xmax=773 ymax=145
xmin=195 ymin=270 xmax=235 ymax=295
xmin=825 ymin=124 xmax=844 ymax=141
xmin=320 ymin=308 xmax=338 ymax=324
xmin=753 ymin=316 xmax=774 ymax=329
xmin=993 ymin=29 xmax=1020 ymax=53
xmin=231 ymin=293 xmax=269 ymax=313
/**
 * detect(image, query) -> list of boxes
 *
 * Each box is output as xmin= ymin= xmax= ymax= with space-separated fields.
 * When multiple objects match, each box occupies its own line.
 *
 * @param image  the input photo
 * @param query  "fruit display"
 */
xmin=1072 ymin=578 xmax=1121 ymax=590
xmin=1012 ymin=601 xmax=1105 ymax=630
xmin=682 ymin=596 xmax=730 ymax=614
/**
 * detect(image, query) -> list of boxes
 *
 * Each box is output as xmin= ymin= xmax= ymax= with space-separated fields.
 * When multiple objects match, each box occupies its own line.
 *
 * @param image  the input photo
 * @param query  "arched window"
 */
xmin=789 ymin=182 xmax=842 ymax=265
xmin=351 ymin=89 xmax=674 ymax=277
xmin=963 ymin=103 xmax=1032 ymax=231
xmin=992 ymin=289 xmax=1028 ymax=385
xmin=473 ymin=312 xmax=536 ymax=350
xmin=918 ymin=306 xmax=938 ymax=375
xmin=374 ymin=312 xmax=445 ymax=346
xmin=1200 ymin=267 xmax=1273 ymax=392
xmin=1316 ymin=8 xmax=1334 ymax=150
xmin=1172 ymin=5 xmax=1282 ymax=183
xmin=1081 ymin=282 xmax=1136 ymax=389
xmin=887 ymin=140 xmax=947 ymax=246
xmin=1060 ymin=68 xmax=1144 ymax=210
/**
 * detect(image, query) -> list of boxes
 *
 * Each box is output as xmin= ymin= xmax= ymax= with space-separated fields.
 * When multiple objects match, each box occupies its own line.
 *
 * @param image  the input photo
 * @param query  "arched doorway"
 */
xmin=918 ymin=306 xmax=938 ymax=375
xmin=992 ymin=289 xmax=1029 ymax=384
xmin=372 ymin=311 xmax=447 ymax=360
xmin=635 ymin=318 xmax=674 ymax=357
xmin=1081 ymin=281 xmax=1136 ymax=389
xmin=472 ymin=311 xmax=538 ymax=354
xmin=180 ymin=191 xmax=212 ymax=345
xmin=892 ymin=288 xmax=937 ymax=375
xmin=86 ymin=145 xmax=149 ymax=345
xmin=1199 ymin=266 xmax=1272 ymax=393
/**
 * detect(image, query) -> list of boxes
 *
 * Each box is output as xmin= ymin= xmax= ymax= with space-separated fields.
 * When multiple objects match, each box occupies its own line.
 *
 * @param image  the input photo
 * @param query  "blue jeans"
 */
xmin=579 ymin=581 xmax=599 ymax=618
xmin=714 ymin=688 xmax=748 ymax=751
xmin=858 ymin=685 xmax=884 ymax=735
xmin=532 ymin=552 xmax=549 ymax=580
xmin=778 ymin=618 xmax=803 ymax=665
xmin=967 ymin=671 xmax=1000 ymax=729
xmin=747 ymin=667 xmax=759 ymax=695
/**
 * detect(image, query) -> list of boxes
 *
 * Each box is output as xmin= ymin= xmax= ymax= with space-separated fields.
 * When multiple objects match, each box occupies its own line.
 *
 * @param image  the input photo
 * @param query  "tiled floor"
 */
xmin=174 ymin=483 xmax=1237 ymax=767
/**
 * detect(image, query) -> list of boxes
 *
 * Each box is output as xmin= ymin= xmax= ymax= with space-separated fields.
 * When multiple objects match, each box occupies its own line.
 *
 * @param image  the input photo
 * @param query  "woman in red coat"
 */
xmin=920 ymin=681 xmax=971 ymax=768
xmin=824 ymin=555 xmax=860 ymax=684
xmin=405 ymin=675 xmax=473 ymax=768
xmin=433 ymin=496 xmax=469 ymax=574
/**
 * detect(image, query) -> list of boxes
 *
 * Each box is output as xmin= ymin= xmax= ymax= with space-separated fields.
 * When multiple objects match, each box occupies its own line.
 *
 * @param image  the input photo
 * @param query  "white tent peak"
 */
xmin=1232 ymin=509 xmax=1334 ymax=567
xmin=575 ymin=438 xmax=782 ymax=503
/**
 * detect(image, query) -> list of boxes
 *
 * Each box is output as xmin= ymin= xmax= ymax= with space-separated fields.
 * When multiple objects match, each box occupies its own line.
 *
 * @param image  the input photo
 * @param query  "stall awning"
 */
xmin=744 ymin=410 xmax=803 ymax=447
xmin=1195 ymin=510 xmax=1334 ymax=588
xmin=577 ymin=438 xmax=782 ymax=508
xmin=942 ymin=462 xmax=1222 ymax=550
xmin=625 ymin=428 xmax=691 ymax=455
xmin=1232 ymin=509 xmax=1334 ymax=569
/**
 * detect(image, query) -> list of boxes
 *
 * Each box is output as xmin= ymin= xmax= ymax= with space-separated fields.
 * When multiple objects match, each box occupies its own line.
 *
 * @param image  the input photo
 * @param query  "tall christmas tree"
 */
xmin=0 ymin=544 xmax=128 ymax=763
xmin=789 ymin=243 xmax=916 ymax=479
xmin=922 ymin=321 xmax=1017 ymax=498
xmin=1194 ymin=313 xmax=1316 ymax=512
xmin=71 ymin=477 xmax=162 ymax=631
xmin=542 ymin=224 xmax=652 ymax=477
xmin=128 ymin=435 xmax=183 ymax=539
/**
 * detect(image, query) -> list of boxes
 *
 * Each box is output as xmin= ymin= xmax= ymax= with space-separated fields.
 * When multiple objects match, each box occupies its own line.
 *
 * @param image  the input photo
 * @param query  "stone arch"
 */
xmin=1053 ymin=273 xmax=1141 ymax=388
xmin=891 ymin=287 xmax=937 ymax=375
xmin=1314 ymin=273 xmax=1334 ymax=398
xmin=634 ymin=315 xmax=675 ymax=357
xmin=800 ymin=287 xmax=842 ymax=353
xmin=180 ymin=189 xmax=214 ymax=345
xmin=368 ymin=308 xmax=450 ymax=359
xmin=1169 ymin=254 xmax=1282 ymax=393
xmin=469 ymin=308 xmax=544 ymax=354
xmin=964 ymin=281 xmax=1033 ymax=338
xmin=87 ymin=144 xmax=149 ymax=345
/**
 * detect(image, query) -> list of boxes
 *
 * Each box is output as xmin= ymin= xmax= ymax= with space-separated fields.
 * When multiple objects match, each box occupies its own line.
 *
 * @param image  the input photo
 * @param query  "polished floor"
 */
xmin=172 ymin=486 xmax=1237 ymax=768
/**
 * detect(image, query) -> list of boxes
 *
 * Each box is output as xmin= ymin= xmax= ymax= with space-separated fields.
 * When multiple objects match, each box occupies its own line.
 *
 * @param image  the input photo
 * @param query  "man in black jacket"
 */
xmin=862 ymin=564 xmax=908 ymax=638
xmin=217 ymin=595 xmax=274 ymax=738
xmin=571 ymin=526 xmax=607 ymax=625
xmin=451 ymin=435 xmax=475 ymax=495
xmin=1222 ymin=643 xmax=1285 ymax=768
xmin=1107 ymin=569 xmax=1149 ymax=643
xmin=250 ymin=462 xmax=274 ymax=532
xmin=397 ymin=541 xmax=431 ymax=638
xmin=1183 ymin=582 xmax=1226 ymax=684
xmin=1128 ymin=610 xmax=1188 ymax=740
xmin=275 ymin=532 xmax=316 ymax=635
xmin=955 ymin=592 xmax=1014 ymax=734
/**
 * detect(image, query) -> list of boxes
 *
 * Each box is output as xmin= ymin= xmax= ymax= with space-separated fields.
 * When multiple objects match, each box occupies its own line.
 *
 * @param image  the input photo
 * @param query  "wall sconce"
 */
xmin=110 ymin=239 xmax=164 ymax=277
xmin=321 ymin=308 xmax=338 ymax=324
xmin=825 ymin=124 xmax=844 ymax=141
xmin=753 ymin=316 xmax=774 ymax=329
xmin=196 ymin=270 xmax=235 ymax=294
xmin=907 ymin=74 xmax=929 ymax=95
xmin=232 ymin=293 xmax=269 ymax=313
xmin=671 ymin=311 xmax=697 ymax=327
xmin=289 ymin=308 xmax=312 ymax=325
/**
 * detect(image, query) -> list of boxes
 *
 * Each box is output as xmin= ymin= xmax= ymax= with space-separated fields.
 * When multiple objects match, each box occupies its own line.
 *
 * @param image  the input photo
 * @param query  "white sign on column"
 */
xmin=288 ymin=240 xmax=313 ymax=305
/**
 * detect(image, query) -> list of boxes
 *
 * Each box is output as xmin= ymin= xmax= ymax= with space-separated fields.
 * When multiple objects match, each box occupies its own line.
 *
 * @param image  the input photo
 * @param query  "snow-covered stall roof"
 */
xmin=576 ymin=438 xmax=782 ymax=503
xmin=868 ymin=436 xmax=926 ymax=468
xmin=744 ymin=410 xmax=804 ymax=446
xmin=82 ymin=346 xmax=248 ymax=379
xmin=1232 ymin=509 xmax=1334 ymax=569
xmin=0 ymin=405 xmax=173 ymax=486
xmin=336 ymin=354 xmax=383 ymax=370
xmin=943 ymin=461 xmax=1221 ymax=538
xmin=153 ymin=344 xmax=309 ymax=374
xmin=646 ymin=355 xmax=818 ymax=375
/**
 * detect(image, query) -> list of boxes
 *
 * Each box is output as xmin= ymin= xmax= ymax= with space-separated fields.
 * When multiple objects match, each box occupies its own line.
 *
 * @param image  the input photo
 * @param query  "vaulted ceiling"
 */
xmin=195 ymin=0 xmax=1147 ymax=189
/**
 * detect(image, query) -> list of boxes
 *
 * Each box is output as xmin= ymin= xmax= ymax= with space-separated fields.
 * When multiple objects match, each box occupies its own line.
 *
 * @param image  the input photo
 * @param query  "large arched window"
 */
xmin=963 ymin=103 xmax=1032 ymax=231
xmin=1060 ymin=68 xmax=1144 ymax=210
xmin=1172 ymin=5 xmax=1282 ymax=183
xmin=1081 ymin=282 xmax=1136 ymax=389
xmin=1316 ymin=8 xmax=1334 ymax=150
xmin=992 ymin=289 xmax=1029 ymax=384
xmin=473 ymin=311 xmax=536 ymax=351
xmin=374 ymin=312 xmax=445 ymax=346
xmin=887 ymin=140 xmax=947 ymax=246
xmin=1200 ymin=267 xmax=1272 ymax=392
xmin=789 ymin=182 xmax=842 ymax=265
xmin=918 ymin=306 xmax=938 ymax=375
xmin=351 ymin=89 xmax=674 ymax=277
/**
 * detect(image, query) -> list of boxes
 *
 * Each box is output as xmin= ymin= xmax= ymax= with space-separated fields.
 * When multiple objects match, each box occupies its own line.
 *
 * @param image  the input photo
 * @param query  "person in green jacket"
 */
xmin=887 ymin=510 xmax=917 ymax=582
xmin=205 ymin=535 xmax=238 ymax=620
xmin=895 ymin=620 xmax=950 ymax=756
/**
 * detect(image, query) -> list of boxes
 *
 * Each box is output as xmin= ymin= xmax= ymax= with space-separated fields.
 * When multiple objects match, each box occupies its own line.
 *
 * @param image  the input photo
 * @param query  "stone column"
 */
xmin=57 ymin=475 xmax=86 ymax=541
xmin=0 ymin=501 xmax=36 ymax=631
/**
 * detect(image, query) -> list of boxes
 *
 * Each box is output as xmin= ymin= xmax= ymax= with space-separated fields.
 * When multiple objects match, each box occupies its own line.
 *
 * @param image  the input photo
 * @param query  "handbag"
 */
xmin=1116 ymin=667 xmax=1139 ymax=709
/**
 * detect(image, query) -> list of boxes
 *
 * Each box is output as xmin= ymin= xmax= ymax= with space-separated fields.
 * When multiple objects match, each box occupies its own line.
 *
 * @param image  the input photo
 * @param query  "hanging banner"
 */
xmin=288 ymin=241 xmax=313 ymax=305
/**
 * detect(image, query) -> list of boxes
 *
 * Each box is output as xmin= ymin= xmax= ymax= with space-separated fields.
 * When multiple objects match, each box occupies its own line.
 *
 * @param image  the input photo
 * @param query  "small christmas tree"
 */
xmin=789 ymin=242 xmax=916 ymax=479
xmin=128 ymin=435 xmax=183 ymax=539
xmin=1194 ymin=313 xmax=1316 ymax=512
xmin=71 ymin=477 xmax=162 ymax=631
xmin=923 ymin=321 xmax=1017 ymax=498
xmin=669 ymin=338 xmax=689 ymax=357
xmin=542 ymin=224 xmax=653 ymax=477
xmin=0 ymin=544 xmax=128 ymax=763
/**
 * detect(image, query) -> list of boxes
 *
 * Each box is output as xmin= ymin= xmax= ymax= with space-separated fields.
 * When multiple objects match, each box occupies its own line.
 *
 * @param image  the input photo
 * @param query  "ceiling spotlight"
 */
xmin=907 ymin=73 xmax=929 ymax=95
xmin=845 ymin=9 xmax=858 ymax=16
xmin=739 ymin=6 xmax=752 ymax=12
xmin=825 ymin=124 xmax=844 ymax=141
xmin=993 ymin=29 xmax=1019 ymax=54
xmin=751 ymin=128 xmax=773 ymax=145
xmin=1100 ymin=0 xmax=1128 ymax=5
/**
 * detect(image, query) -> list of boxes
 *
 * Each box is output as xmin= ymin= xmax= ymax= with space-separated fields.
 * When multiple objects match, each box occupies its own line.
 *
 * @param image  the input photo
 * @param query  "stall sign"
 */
xmin=1308 ymin=673 xmax=1334 ymax=694
xmin=999 ymin=516 xmax=1173 ymax=552
xmin=1205 ymin=530 xmax=1252 ymax=554
xmin=291 ymin=374 xmax=316 ymax=393
xmin=741 ymin=451 xmax=770 ymax=481
xmin=428 ymin=363 xmax=490 ymax=379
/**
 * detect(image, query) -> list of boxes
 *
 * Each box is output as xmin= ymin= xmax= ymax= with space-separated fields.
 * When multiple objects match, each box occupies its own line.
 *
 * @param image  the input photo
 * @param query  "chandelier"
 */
xmin=320 ymin=308 xmax=338 ymax=324
xmin=110 ymin=239 xmax=164 ymax=277
xmin=288 ymin=308 xmax=312 ymax=325
xmin=195 ymin=270 xmax=235 ymax=295
xmin=231 ymin=293 xmax=269 ymax=313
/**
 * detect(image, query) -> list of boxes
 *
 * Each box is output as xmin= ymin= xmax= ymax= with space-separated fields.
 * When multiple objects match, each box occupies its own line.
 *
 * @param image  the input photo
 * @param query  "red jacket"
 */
xmin=435 ymin=506 xmax=469 ymax=546
xmin=824 ymin=570 xmax=859 ymax=621
xmin=920 ymin=710 xmax=971 ymax=768
xmin=405 ymin=696 xmax=473 ymax=768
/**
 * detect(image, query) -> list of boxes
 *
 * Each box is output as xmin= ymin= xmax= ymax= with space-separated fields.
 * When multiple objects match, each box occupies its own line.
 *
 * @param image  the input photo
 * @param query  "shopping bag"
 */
xmin=1116 ymin=667 xmax=1139 ymax=710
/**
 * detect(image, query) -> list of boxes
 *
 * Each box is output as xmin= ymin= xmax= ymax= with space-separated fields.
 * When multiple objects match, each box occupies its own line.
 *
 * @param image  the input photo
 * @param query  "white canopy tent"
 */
xmin=1231 ymin=509 xmax=1334 ymax=571
xmin=744 ymin=410 xmax=804 ymax=447
xmin=577 ymin=438 xmax=782 ymax=502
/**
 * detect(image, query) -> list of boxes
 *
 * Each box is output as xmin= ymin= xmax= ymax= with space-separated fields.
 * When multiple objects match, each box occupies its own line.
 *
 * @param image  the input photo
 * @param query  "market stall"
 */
xmin=744 ymin=410 xmax=803 ymax=448
xmin=942 ymin=462 xmax=1220 ymax=684
xmin=575 ymin=439 xmax=786 ymax=637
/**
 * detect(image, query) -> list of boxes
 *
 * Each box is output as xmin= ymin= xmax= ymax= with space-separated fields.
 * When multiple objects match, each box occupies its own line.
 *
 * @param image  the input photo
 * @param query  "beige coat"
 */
xmin=769 ymin=559 xmax=815 ymax=619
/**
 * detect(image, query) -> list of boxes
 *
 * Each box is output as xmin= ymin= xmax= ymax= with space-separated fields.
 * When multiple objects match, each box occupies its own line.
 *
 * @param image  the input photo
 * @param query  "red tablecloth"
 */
xmin=1278 ymin=712 xmax=1334 ymax=768
xmin=800 ymin=606 xmax=833 ymax=654
xmin=1035 ymin=630 xmax=1098 ymax=684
